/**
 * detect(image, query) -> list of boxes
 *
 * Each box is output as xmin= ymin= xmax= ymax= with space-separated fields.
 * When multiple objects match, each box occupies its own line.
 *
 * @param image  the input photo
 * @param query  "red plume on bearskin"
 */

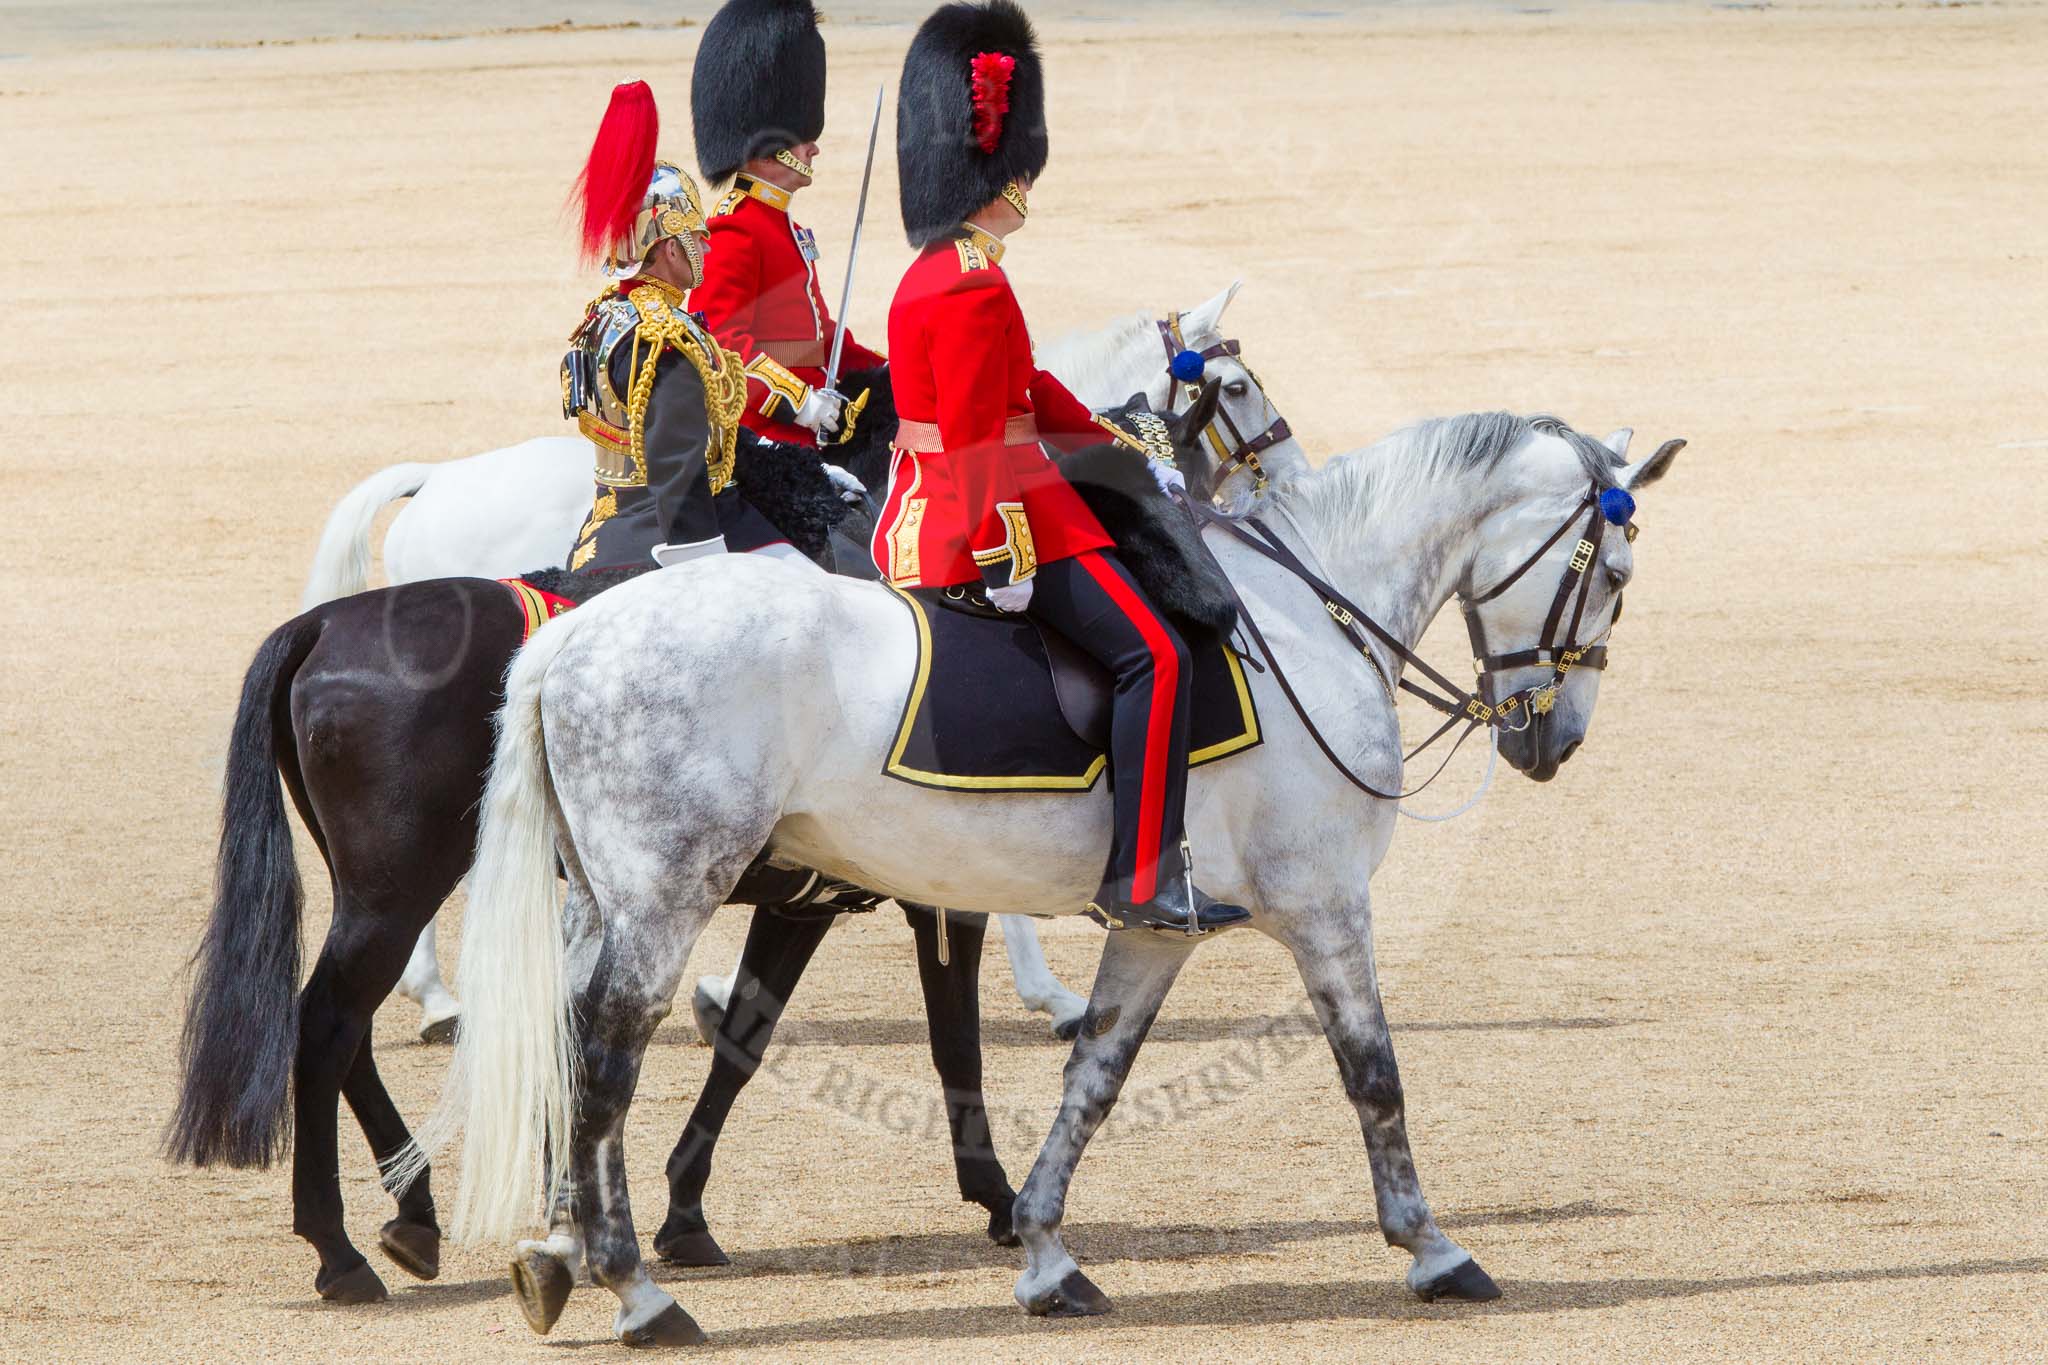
xmin=572 ymin=81 xmax=659 ymax=265
xmin=970 ymin=51 xmax=1014 ymax=155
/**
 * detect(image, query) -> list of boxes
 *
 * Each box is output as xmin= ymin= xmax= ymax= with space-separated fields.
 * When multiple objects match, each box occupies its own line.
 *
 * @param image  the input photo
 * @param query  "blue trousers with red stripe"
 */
xmin=1024 ymin=549 xmax=1193 ymax=904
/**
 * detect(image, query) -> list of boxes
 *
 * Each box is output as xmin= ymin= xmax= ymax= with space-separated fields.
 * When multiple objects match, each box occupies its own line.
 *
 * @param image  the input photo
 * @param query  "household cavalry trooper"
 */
xmin=688 ymin=0 xmax=883 ymax=484
xmin=561 ymin=80 xmax=801 ymax=571
xmin=877 ymin=0 xmax=1250 ymax=935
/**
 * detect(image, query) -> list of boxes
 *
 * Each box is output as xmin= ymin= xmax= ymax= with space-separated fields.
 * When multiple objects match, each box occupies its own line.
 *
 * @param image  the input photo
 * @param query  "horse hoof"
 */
xmin=1051 ymin=1014 xmax=1084 ymax=1042
xmin=316 ymin=1260 xmax=388 ymax=1305
xmin=984 ymin=1200 xmax=1020 ymax=1248
xmin=418 ymin=1012 xmax=459 ymax=1045
xmin=1025 ymin=1268 xmax=1112 ymax=1317
xmin=620 ymin=1302 xmax=708 ymax=1348
xmin=1413 ymin=1256 xmax=1501 ymax=1303
xmin=377 ymin=1218 xmax=440 ymax=1280
xmin=509 ymin=1248 xmax=575 ymax=1335
xmin=689 ymin=981 xmax=726 ymax=1047
xmin=653 ymin=1226 xmax=731 ymax=1268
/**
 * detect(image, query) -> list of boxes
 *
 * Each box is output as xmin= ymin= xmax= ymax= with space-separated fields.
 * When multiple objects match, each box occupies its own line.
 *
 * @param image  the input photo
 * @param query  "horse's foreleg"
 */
xmin=655 ymin=908 xmax=833 ymax=1267
xmin=905 ymin=906 xmax=1018 ymax=1245
xmin=1289 ymin=905 xmax=1500 ymax=1303
xmin=393 ymin=916 xmax=460 ymax=1044
xmin=1012 ymin=928 xmax=1196 ymax=1317
xmin=1000 ymin=915 xmax=1088 ymax=1039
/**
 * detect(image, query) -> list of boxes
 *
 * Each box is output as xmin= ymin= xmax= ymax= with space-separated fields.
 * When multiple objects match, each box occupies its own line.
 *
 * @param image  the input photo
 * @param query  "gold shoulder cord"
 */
xmin=626 ymin=285 xmax=749 ymax=494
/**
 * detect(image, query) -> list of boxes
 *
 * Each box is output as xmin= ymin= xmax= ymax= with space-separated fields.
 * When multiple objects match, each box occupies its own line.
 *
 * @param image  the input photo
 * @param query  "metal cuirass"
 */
xmin=562 ymin=295 xmax=648 ymax=488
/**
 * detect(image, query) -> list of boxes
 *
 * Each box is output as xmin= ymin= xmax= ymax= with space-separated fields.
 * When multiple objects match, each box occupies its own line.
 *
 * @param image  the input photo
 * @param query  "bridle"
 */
xmin=1184 ymin=480 xmax=1636 ymax=802
xmin=1462 ymin=484 xmax=1633 ymax=722
xmin=1157 ymin=312 xmax=1292 ymax=498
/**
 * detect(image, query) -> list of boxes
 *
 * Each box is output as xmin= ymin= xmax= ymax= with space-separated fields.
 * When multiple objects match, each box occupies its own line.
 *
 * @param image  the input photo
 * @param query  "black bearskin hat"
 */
xmin=895 ymin=0 xmax=1048 ymax=247
xmin=691 ymin=0 xmax=827 ymax=184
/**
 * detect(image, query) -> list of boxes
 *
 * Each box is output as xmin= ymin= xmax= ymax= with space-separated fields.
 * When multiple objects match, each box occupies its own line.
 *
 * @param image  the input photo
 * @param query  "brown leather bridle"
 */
xmin=1157 ymin=313 xmax=1293 ymax=496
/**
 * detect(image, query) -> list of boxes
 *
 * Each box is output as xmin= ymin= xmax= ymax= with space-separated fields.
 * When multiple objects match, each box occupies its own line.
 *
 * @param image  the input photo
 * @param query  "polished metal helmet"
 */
xmin=604 ymin=160 xmax=710 ymax=281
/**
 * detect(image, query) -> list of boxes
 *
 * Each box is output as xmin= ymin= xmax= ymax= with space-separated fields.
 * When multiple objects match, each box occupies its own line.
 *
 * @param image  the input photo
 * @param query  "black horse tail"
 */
xmin=166 ymin=611 xmax=323 ymax=1168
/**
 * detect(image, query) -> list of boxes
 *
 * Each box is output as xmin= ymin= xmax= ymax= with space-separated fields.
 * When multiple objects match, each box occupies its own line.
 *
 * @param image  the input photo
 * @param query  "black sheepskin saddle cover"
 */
xmin=882 ymin=583 xmax=1260 ymax=793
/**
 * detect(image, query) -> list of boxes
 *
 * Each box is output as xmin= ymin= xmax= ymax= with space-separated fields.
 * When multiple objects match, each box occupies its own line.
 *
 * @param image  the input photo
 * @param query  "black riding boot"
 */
xmin=1089 ymin=867 xmax=1250 ymax=936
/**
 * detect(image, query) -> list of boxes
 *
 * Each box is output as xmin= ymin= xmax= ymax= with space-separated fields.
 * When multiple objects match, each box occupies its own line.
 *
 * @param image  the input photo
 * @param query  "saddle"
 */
xmin=883 ymin=583 xmax=1260 ymax=793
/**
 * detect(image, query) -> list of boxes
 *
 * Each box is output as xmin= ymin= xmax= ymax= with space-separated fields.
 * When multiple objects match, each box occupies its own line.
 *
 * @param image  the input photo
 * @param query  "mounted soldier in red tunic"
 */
xmin=688 ymin=0 xmax=883 ymax=474
xmin=877 ymin=0 xmax=1249 ymax=935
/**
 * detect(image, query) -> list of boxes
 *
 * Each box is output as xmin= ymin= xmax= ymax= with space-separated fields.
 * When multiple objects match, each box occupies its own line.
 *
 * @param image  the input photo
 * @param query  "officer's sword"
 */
xmin=818 ymin=83 xmax=884 ymax=447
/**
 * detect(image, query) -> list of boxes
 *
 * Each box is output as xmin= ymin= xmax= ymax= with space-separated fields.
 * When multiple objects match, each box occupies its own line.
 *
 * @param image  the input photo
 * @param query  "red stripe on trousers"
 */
xmin=1076 ymin=551 xmax=1179 ymax=903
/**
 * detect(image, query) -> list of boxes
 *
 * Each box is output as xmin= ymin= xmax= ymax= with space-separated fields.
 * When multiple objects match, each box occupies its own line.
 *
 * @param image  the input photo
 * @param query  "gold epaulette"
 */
xmin=954 ymin=238 xmax=992 ymax=273
xmin=713 ymin=187 xmax=745 ymax=218
xmin=624 ymin=283 xmax=749 ymax=494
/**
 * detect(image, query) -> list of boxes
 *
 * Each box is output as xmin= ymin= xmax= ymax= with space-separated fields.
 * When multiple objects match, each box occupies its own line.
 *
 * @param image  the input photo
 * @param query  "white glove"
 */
xmin=989 ymin=580 xmax=1035 ymax=613
xmin=794 ymin=385 xmax=846 ymax=437
xmin=1148 ymin=458 xmax=1186 ymax=497
xmin=822 ymin=463 xmax=867 ymax=504
xmin=651 ymin=535 xmax=727 ymax=567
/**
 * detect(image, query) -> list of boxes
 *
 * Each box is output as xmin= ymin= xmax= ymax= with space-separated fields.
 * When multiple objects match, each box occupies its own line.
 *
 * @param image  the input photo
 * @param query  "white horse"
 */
xmin=302 ymin=283 xmax=1303 ymax=1043
xmin=396 ymin=403 xmax=1684 ymax=1345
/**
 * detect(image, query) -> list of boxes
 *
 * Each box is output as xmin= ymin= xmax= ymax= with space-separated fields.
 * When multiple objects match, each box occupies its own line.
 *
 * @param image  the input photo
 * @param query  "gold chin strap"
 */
xmin=774 ymin=148 xmax=815 ymax=180
xmin=1001 ymin=180 xmax=1029 ymax=219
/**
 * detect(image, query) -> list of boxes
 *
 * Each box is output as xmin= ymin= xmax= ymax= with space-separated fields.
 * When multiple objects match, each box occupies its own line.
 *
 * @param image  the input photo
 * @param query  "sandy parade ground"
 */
xmin=2 ymin=0 xmax=2045 ymax=1359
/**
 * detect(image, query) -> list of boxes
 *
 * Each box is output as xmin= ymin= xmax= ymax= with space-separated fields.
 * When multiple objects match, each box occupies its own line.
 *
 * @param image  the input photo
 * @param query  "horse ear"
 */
xmin=1603 ymin=427 xmax=1634 ymax=458
xmin=1170 ymin=380 xmax=1221 ymax=453
xmin=1182 ymin=279 xmax=1243 ymax=338
xmin=1623 ymin=438 xmax=1686 ymax=490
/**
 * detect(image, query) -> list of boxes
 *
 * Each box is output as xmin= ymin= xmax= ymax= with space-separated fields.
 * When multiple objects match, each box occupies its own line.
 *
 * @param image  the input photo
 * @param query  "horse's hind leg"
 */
xmin=341 ymin=1035 xmax=440 ymax=1281
xmin=1286 ymin=899 xmax=1499 ymax=1303
xmin=655 ymin=907 xmax=834 ymax=1267
xmin=394 ymin=917 xmax=460 ymax=1044
xmin=513 ymin=871 xmax=717 ymax=1347
xmin=291 ymin=942 xmax=387 ymax=1303
xmin=905 ymin=906 xmax=1018 ymax=1244
xmin=1012 ymin=929 xmax=1197 ymax=1317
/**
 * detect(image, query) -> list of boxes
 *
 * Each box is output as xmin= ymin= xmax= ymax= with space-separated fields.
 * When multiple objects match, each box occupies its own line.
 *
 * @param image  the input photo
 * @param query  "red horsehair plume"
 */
xmin=970 ymin=51 xmax=1015 ymax=155
xmin=572 ymin=80 xmax=659 ymax=265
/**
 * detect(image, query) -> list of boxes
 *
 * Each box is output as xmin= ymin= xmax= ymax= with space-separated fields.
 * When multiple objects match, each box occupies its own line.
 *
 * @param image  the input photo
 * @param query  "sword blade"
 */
xmin=822 ymin=83 xmax=884 ymax=398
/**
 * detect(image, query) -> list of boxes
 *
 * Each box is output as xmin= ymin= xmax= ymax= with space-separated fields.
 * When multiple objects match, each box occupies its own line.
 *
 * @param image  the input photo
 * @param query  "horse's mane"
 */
xmin=1288 ymin=412 xmax=1624 ymax=564
xmin=1036 ymin=312 xmax=1156 ymax=394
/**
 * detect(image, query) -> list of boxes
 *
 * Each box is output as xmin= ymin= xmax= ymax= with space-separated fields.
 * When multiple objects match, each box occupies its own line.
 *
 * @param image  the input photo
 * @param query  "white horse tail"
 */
xmin=388 ymin=610 xmax=581 ymax=1245
xmin=300 ymin=461 xmax=436 ymax=607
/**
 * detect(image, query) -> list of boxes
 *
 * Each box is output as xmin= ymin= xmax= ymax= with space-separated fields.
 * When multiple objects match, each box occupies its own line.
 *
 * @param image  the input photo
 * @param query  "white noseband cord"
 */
xmin=1396 ymin=726 xmax=1498 ymax=823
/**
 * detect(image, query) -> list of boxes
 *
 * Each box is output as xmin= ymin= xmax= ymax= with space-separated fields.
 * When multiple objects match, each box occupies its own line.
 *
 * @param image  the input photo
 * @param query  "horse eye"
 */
xmin=1225 ymin=381 xmax=1249 ymax=398
xmin=1606 ymin=568 xmax=1629 ymax=595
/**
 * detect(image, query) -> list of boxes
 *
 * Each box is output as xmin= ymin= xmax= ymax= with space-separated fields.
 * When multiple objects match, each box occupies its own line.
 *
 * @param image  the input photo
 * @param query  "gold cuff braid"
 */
xmin=624 ymin=283 xmax=748 ymax=495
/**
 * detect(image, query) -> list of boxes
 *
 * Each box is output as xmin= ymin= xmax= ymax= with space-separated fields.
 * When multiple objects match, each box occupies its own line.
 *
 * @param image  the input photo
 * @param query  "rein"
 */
xmin=1182 ymin=484 xmax=1627 ymax=803
xmin=1157 ymin=312 xmax=1292 ymax=496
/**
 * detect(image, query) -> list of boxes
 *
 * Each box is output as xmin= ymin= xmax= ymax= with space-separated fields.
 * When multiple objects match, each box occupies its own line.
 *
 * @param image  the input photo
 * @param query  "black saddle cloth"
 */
xmin=883 ymin=585 xmax=1260 ymax=793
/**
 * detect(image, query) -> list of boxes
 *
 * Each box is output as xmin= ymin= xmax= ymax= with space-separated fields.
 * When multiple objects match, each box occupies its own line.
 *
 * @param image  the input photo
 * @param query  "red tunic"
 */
xmin=871 ymin=229 xmax=1112 ymax=589
xmin=686 ymin=175 xmax=885 ymax=445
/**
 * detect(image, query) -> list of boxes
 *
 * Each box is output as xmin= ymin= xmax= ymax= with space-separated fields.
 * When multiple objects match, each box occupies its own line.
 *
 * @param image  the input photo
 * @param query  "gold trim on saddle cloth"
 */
xmin=501 ymin=579 xmax=576 ymax=643
xmin=878 ymin=583 xmax=1262 ymax=792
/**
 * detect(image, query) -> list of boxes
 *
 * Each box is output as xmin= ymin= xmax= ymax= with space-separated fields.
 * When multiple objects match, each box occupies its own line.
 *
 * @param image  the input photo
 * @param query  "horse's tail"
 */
xmin=390 ymin=611 xmax=581 ymax=1244
xmin=301 ymin=461 xmax=435 ymax=607
xmin=165 ymin=611 xmax=323 ymax=1168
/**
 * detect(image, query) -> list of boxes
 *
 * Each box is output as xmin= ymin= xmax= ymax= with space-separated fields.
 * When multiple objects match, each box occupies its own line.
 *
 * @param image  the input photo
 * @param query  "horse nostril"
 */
xmin=1559 ymin=739 xmax=1581 ymax=765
